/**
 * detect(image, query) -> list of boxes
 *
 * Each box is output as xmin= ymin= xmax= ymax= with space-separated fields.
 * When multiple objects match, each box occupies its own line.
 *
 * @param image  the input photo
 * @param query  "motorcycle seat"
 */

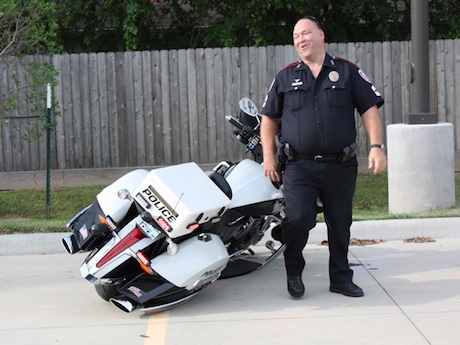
xmin=208 ymin=171 xmax=233 ymax=200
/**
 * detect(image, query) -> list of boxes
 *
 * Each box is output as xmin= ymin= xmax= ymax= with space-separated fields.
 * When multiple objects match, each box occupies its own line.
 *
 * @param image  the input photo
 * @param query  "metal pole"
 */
xmin=407 ymin=0 xmax=437 ymax=123
xmin=46 ymin=83 xmax=52 ymax=219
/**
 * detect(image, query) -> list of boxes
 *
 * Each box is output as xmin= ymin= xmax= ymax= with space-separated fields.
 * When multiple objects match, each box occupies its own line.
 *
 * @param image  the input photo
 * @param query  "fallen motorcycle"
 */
xmin=62 ymin=98 xmax=285 ymax=313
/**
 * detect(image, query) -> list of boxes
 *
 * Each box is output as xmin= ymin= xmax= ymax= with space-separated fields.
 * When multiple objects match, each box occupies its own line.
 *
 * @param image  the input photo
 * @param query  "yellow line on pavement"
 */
xmin=144 ymin=311 xmax=170 ymax=345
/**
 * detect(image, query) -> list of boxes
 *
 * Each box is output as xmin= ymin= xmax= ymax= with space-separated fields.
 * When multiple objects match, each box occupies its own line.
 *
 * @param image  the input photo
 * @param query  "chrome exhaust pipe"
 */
xmin=62 ymin=235 xmax=79 ymax=254
xmin=110 ymin=298 xmax=137 ymax=313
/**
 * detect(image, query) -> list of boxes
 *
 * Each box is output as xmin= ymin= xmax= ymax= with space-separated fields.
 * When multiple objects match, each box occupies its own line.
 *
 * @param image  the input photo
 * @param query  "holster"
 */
xmin=284 ymin=143 xmax=296 ymax=161
xmin=275 ymin=143 xmax=288 ymax=173
xmin=337 ymin=143 xmax=357 ymax=163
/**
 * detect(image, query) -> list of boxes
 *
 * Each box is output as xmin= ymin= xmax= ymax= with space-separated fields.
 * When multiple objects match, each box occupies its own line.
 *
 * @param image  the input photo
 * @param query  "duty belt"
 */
xmin=294 ymin=153 xmax=339 ymax=162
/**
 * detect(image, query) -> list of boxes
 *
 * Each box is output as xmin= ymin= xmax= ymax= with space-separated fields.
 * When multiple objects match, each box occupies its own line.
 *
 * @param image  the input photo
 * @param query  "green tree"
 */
xmin=55 ymin=0 xmax=460 ymax=52
xmin=0 ymin=0 xmax=60 ymax=141
xmin=56 ymin=0 xmax=224 ymax=51
xmin=429 ymin=0 xmax=460 ymax=38
xmin=57 ymin=0 xmax=169 ymax=52
xmin=204 ymin=0 xmax=412 ymax=46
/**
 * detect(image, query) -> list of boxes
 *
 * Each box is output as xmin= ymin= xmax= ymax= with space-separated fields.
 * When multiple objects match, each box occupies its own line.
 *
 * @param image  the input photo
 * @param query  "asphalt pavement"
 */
xmin=0 ymin=217 xmax=459 ymax=345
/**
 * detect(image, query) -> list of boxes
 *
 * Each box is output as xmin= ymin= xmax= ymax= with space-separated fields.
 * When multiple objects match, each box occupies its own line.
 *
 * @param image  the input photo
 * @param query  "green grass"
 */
xmin=351 ymin=172 xmax=460 ymax=221
xmin=0 ymin=174 xmax=459 ymax=234
xmin=0 ymin=185 xmax=105 ymax=233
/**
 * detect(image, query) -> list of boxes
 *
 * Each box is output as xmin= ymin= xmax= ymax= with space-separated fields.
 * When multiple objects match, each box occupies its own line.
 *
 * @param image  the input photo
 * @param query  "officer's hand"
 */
xmin=263 ymin=156 xmax=282 ymax=182
xmin=368 ymin=148 xmax=387 ymax=175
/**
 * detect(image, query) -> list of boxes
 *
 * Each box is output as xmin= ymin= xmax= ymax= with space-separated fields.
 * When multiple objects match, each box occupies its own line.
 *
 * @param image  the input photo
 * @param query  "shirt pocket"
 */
xmin=285 ymin=84 xmax=309 ymax=111
xmin=324 ymin=82 xmax=347 ymax=107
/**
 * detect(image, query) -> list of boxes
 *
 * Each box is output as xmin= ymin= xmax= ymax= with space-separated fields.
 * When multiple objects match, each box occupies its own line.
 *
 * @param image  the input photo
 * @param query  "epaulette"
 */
xmin=332 ymin=56 xmax=358 ymax=68
xmin=279 ymin=60 xmax=302 ymax=72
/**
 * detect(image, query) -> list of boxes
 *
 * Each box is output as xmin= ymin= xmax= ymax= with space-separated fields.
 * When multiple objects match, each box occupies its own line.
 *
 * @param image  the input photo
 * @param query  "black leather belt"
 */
xmin=294 ymin=153 xmax=339 ymax=162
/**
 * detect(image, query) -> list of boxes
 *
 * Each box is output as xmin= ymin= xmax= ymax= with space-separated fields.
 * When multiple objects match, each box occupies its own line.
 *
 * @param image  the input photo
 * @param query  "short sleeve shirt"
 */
xmin=261 ymin=53 xmax=384 ymax=155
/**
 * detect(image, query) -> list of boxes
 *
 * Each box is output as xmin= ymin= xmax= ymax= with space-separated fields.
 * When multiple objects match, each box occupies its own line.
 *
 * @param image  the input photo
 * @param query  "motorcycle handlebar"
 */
xmin=225 ymin=114 xmax=245 ymax=130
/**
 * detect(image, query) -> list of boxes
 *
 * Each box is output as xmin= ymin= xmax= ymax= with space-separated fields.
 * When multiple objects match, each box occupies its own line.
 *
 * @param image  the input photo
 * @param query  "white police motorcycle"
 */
xmin=62 ymin=98 xmax=285 ymax=313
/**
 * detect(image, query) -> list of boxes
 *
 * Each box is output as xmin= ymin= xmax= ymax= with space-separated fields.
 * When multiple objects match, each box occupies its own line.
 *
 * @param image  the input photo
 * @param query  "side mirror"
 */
xmin=118 ymin=188 xmax=133 ymax=201
xmin=239 ymin=98 xmax=259 ymax=117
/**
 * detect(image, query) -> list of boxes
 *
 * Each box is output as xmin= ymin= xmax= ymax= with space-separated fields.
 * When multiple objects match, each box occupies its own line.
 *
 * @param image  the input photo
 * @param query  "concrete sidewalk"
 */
xmin=0 ymin=218 xmax=459 ymax=345
xmin=169 ymin=237 xmax=460 ymax=345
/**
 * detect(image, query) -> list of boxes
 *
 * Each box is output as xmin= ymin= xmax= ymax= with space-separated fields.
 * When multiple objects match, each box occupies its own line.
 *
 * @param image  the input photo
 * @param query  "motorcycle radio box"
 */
xmin=133 ymin=162 xmax=231 ymax=238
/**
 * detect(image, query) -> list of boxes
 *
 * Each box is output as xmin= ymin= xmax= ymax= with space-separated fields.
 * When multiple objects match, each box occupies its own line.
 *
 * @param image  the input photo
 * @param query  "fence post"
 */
xmin=46 ymin=84 xmax=52 ymax=219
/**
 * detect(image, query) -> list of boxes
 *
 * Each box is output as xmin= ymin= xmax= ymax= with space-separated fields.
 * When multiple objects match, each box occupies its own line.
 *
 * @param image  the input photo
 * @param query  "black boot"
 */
xmin=330 ymin=282 xmax=364 ymax=297
xmin=287 ymin=275 xmax=305 ymax=298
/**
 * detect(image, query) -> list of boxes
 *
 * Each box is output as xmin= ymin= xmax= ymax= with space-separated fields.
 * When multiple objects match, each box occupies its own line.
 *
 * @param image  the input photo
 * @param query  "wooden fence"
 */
xmin=1 ymin=39 xmax=459 ymax=173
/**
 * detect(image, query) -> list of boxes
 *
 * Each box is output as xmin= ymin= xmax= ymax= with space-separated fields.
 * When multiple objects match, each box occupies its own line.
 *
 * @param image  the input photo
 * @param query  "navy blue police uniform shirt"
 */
xmin=261 ymin=53 xmax=384 ymax=155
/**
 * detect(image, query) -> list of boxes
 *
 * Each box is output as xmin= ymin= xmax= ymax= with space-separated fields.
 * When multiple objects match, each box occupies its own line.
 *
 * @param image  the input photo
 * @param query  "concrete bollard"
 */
xmin=387 ymin=122 xmax=456 ymax=214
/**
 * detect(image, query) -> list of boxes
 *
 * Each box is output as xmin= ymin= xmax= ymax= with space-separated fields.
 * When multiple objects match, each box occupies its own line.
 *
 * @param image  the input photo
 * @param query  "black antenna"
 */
xmin=173 ymin=193 xmax=184 ymax=214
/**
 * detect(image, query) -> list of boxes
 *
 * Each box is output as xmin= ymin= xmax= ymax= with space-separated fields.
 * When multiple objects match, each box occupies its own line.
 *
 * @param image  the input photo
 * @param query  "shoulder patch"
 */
xmin=358 ymin=69 xmax=371 ymax=83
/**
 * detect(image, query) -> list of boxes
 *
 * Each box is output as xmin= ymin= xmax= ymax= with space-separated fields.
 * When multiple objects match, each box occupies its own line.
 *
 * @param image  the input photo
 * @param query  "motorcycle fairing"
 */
xmin=97 ymin=169 xmax=150 ymax=223
xmin=65 ymin=170 xmax=149 ymax=254
xmin=231 ymin=199 xmax=283 ymax=216
xmin=225 ymin=159 xmax=283 ymax=209
xmin=149 ymin=233 xmax=229 ymax=289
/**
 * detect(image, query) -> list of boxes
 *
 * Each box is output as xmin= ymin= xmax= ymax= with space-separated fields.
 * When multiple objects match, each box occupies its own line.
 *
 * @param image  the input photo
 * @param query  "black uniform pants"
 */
xmin=282 ymin=157 xmax=358 ymax=285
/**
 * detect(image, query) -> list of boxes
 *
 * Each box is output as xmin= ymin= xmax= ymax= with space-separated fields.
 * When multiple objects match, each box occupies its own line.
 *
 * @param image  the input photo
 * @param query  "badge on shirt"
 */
xmin=328 ymin=71 xmax=340 ymax=82
xmin=292 ymin=79 xmax=303 ymax=87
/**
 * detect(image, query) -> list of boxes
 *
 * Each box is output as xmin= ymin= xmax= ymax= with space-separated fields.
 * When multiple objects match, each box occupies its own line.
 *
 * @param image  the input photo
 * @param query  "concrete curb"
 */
xmin=310 ymin=217 xmax=460 ymax=242
xmin=1 ymin=217 xmax=458 ymax=256
xmin=0 ymin=232 xmax=71 ymax=256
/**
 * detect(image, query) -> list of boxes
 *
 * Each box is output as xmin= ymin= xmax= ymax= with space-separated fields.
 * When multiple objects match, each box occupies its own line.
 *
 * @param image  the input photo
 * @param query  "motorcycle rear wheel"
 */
xmin=95 ymin=284 xmax=119 ymax=301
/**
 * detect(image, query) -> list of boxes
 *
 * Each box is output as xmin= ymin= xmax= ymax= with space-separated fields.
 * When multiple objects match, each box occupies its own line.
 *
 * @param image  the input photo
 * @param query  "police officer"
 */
xmin=261 ymin=16 xmax=386 ymax=298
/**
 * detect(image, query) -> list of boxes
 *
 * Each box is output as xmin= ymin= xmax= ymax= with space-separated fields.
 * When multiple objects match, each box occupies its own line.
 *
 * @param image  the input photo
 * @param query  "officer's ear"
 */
xmin=319 ymin=29 xmax=325 ymax=41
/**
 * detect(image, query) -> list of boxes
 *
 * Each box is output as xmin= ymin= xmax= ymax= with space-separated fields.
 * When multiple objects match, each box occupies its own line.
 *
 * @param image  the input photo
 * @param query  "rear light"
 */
xmin=187 ymin=223 xmax=200 ymax=231
xmin=98 ymin=215 xmax=110 ymax=227
xmin=136 ymin=251 xmax=154 ymax=275
xmin=136 ymin=251 xmax=150 ymax=265
xmin=156 ymin=216 xmax=173 ymax=232
xmin=96 ymin=227 xmax=145 ymax=268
